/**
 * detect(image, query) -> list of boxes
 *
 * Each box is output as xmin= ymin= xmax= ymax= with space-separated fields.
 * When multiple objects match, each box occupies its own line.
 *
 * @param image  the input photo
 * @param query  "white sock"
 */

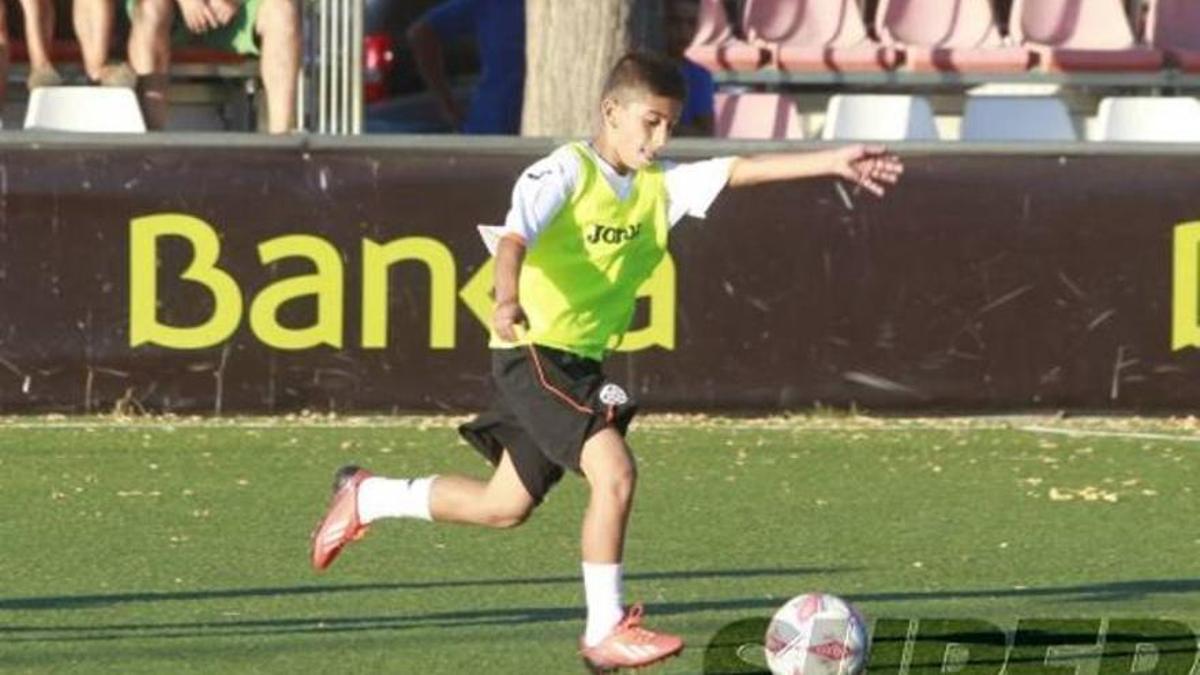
xmin=582 ymin=562 xmax=624 ymax=647
xmin=356 ymin=476 xmax=436 ymax=523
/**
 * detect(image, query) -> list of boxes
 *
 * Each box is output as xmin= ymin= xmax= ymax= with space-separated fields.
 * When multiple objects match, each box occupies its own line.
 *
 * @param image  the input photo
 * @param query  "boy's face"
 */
xmin=600 ymin=92 xmax=683 ymax=172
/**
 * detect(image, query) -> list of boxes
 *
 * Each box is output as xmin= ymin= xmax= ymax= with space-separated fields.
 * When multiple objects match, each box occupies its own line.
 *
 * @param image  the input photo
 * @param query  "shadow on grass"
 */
xmin=3 ymin=576 xmax=1200 ymax=645
xmin=1 ymin=596 xmax=783 ymax=643
xmin=0 ymin=565 xmax=847 ymax=611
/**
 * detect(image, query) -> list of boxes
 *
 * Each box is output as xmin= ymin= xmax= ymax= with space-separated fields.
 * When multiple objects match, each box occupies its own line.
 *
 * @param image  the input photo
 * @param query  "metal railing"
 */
xmin=301 ymin=0 xmax=363 ymax=134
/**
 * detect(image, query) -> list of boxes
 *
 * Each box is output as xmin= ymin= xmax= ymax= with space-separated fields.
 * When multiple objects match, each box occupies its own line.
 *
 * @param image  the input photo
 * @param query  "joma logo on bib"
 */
xmin=586 ymin=222 xmax=643 ymax=245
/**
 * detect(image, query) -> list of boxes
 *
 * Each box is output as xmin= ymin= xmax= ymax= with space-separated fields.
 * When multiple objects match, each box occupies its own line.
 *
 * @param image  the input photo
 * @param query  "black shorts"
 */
xmin=457 ymin=344 xmax=638 ymax=504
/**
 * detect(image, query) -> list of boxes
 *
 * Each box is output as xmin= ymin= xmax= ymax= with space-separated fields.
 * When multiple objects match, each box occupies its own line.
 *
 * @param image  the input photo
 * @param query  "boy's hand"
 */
xmin=209 ymin=0 xmax=242 ymax=27
xmin=829 ymin=144 xmax=904 ymax=197
xmin=178 ymin=0 xmax=219 ymax=32
xmin=493 ymin=299 xmax=527 ymax=342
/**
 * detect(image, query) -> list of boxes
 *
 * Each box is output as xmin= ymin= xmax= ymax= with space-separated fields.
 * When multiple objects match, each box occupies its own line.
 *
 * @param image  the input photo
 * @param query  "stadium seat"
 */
xmin=820 ymin=94 xmax=939 ymax=140
xmin=23 ymin=87 xmax=147 ymax=132
xmin=961 ymin=96 xmax=1077 ymax=141
xmin=875 ymin=0 xmax=1033 ymax=72
xmin=714 ymin=92 xmax=805 ymax=139
xmin=1146 ymin=0 xmax=1200 ymax=72
xmin=684 ymin=0 xmax=768 ymax=71
xmin=1092 ymin=96 xmax=1200 ymax=142
xmin=1009 ymin=0 xmax=1163 ymax=72
xmin=743 ymin=0 xmax=898 ymax=72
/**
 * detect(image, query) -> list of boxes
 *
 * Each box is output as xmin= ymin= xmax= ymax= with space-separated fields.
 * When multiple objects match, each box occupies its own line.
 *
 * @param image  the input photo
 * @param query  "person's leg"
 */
xmin=578 ymin=427 xmax=638 ymax=645
xmin=575 ymin=426 xmax=683 ymax=669
xmin=362 ymin=451 xmax=536 ymax=529
xmin=0 ymin=4 xmax=10 ymax=105
xmin=127 ymin=0 xmax=173 ymax=128
xmin=19 ymin=0 xmax=59 ymax=87
xmin=253 ymin=0 xmax=298 ymax=133
xmin=73 ymin=0 xmax=110 ymax=80
xmin=74 ymin=0 xmax=133 ymax=85
xmin=311 ymin=449 xmax=538 ymax=570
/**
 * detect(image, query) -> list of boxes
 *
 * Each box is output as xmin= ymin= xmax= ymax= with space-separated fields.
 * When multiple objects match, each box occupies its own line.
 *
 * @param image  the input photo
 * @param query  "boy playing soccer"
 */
xmin=311 ymin=51 xmax=902 ymax=671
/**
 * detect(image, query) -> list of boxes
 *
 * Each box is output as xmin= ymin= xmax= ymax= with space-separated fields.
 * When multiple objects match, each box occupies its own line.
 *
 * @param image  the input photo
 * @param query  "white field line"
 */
xmin=1 ymin=416 xmax=1196 ymax=439
xmin=0 ymin=417 xmax=1008 ymax=432
xmin=1018 ymin=425 xmax=1200 ymax=443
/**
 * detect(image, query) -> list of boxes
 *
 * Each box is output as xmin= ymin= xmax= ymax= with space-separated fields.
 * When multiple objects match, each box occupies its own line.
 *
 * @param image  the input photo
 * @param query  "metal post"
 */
xmin=318 ymin=0 xmax=330 ymax=132
xmin=349 ymin=0 xmax=363 ymax=134
xmin=312 ymin=0 xmax=362 ymax=134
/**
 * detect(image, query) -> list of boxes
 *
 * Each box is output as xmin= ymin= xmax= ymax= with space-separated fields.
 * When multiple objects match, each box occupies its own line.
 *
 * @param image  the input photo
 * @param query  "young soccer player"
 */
xmin=310 ymin=51 xmax=902 ymax=671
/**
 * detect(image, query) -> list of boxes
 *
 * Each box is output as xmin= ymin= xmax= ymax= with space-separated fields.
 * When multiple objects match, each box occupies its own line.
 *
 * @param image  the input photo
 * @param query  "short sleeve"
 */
xmin=663 ymin=157 xmax=734 ymax=227
xmin=424 ymin=0 xmax=481 ymax=41
xmin=501 ymin=146 xmax=581 ymax=248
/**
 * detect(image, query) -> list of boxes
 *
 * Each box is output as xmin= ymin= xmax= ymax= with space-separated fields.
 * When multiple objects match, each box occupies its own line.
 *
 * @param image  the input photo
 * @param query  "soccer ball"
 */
xmin=764 ymin=593 xmax=869 ymax=675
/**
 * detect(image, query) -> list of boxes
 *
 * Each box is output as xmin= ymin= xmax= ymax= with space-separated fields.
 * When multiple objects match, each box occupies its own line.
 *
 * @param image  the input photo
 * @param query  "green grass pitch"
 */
xmin=1 ymin=414 xmax=1198 ymax=673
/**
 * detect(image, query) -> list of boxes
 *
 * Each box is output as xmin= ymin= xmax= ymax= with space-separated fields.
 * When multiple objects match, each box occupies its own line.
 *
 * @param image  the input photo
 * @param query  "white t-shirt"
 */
xmin=490 ymin=143 xmax=734 ymax=250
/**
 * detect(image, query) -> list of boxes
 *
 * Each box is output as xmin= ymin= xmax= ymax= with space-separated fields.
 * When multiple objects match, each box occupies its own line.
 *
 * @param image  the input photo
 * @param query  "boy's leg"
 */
xmin=578 ymin=427 xmax=636 ymax=643
xmin=579 ymin=427 xmax=637 ymax=563
xmin=577 ymin=427 xmax=683 ymax=668
xmin=361 ymin=450 xmax=535 ymax=529
xmin=427 ymin=451 xmax=535 ymax=528
xmin=311 ymin=450 xmax=537 ymax=570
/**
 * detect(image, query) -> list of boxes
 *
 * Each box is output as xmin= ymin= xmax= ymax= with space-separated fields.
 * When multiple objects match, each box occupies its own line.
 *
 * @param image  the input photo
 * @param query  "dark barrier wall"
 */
xmin=1 ymin=137 xmax=1199 ymax=413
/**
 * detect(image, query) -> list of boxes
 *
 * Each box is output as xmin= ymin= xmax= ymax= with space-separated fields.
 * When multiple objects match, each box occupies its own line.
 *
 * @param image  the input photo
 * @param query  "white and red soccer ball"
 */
xmin=764 ymin=593 xmax=869 ymax=675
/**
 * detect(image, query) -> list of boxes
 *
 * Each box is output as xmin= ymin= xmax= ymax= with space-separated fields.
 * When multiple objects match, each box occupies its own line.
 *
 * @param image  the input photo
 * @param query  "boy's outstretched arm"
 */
xmin=728 ymin=144 xmax=904 ymax=197
xmin=493 ymin=237 xmax=528 ymax=342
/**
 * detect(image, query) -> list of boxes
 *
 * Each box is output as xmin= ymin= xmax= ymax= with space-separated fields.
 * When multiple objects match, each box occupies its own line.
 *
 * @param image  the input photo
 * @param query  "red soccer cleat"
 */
xmin=310 ymin=465 xmax=373 ymax=571
xmin=580 ymin=604 xmax=684 ymax=672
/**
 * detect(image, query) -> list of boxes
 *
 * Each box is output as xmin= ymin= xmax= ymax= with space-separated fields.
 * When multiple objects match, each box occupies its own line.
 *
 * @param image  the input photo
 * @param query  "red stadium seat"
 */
xmin=1146 ymin=0 xmax=1200 ymax=72
xmin=713 ymin=92 xmax=805 ymax=139
xmin=684 ymin=0 xmax=769 ymax=71
xmin=1009 ymin=0 xmax=1163 ymax=72
xmin=742 ymin=0 xmax=898 ymax=72
xmin=876 ymin=0 xmax=1033 ymax=72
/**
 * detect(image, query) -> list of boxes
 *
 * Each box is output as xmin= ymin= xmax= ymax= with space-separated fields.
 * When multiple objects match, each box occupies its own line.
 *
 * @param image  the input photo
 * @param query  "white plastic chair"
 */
xmin=1093 ymin=96 xmax=1200 ymax=142
xmin=820 ymin=94 xmax=939 ymax=140
xmin=24 ymin=87 xmax=146 ymax=132
xmin=961 ymin=96 xmax=1077 ymax=141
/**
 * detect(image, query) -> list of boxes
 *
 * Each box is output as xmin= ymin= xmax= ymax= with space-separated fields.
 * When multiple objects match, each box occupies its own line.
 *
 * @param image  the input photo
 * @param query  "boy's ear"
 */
xmin=600 ymin=96 xmax=620 ymax=128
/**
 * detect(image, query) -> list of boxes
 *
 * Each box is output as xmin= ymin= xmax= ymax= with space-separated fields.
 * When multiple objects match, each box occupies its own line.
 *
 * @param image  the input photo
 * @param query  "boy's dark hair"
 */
xmin=601 ymin=51 xmax=687 ymax=104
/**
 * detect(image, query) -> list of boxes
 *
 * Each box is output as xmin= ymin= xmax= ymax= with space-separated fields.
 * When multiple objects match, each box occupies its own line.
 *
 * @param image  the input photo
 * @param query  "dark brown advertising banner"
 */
xmin=0 ymin=139 xmax=1198 ymax=413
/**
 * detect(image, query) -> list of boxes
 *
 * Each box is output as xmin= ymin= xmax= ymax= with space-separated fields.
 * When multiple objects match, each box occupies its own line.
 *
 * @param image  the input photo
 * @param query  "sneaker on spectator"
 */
xmin=98 ymin=63 xmax=138 ymax=89
xmin=27 ymin=66 xmax=63 ymax=90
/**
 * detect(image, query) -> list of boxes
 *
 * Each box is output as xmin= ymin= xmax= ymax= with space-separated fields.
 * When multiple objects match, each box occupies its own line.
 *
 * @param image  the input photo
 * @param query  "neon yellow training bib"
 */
xmin=495 ymin=142 xmax=669 ymax=360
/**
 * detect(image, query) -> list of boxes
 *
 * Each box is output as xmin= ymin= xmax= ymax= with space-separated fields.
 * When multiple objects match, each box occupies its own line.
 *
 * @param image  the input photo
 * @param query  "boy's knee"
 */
xmin=588 ymin=460 xmax=637 ymax=500
xmin=483 ymin=498 xmax=534 ymax=529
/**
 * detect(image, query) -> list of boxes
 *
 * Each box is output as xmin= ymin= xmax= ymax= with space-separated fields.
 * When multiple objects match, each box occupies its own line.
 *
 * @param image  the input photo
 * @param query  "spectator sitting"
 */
xmin=126 ymin=0 xmax=299 ymax=133
xmin=665 ymin=0 xmax=714 ymax=137
xmin=406 ymin=0 xmax=524 ymax=135
xmin=2 ymin=0 xmax=136 ymax=90
xmin=0 ymin=0 xmax=67 ymax=89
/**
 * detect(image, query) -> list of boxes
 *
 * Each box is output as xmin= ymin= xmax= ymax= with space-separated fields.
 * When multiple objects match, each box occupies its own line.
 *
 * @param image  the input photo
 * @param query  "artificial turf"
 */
xmin=1 ymin=414 xmax=1198 ymax=673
